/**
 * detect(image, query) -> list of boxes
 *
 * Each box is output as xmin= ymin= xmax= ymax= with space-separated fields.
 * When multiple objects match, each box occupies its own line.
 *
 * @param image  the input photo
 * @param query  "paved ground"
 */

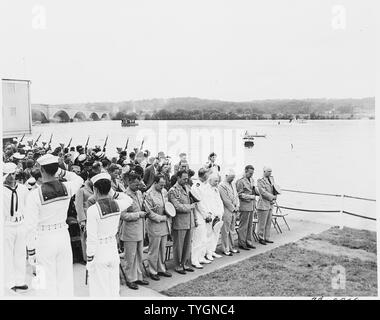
xmin=6 ymin=216 xmax=333 ymax=298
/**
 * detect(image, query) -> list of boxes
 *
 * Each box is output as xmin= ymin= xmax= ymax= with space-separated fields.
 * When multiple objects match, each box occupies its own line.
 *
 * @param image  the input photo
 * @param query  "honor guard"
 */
xmin=3 ymin=162 xmax=29 ymax=293
xmin=86 ymin=173 xmax=133 ymax=297
xmin=24 ymin=154 xmax=84 ymax=297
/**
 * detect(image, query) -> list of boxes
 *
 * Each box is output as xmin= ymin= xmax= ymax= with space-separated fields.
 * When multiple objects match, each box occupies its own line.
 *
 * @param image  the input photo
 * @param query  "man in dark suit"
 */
xmin=143 ymin=158 xmax=159 ymax=190
xmin=168 ymin=170 xmax=198 ymax=275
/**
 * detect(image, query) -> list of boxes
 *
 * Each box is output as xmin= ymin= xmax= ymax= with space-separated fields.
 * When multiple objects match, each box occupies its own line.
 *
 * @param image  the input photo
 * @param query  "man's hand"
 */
xmin=139 ymin=211 xmax=147 ymax=218
xmin=190 ymin=203 xmax=197 ymax=209
xmin=27 ymin=250 xmax=36 ymax=266
xmin=86 ymin=256 xmax=95 ymax=270
xmin=79 ymin=220 xmax=86 ymax=232
xmin=161 ymin=215 xmax=167 ymax=222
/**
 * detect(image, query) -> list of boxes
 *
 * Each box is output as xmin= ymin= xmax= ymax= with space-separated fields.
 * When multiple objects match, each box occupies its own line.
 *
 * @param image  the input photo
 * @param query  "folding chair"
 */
xmin=272 ymin=201 xmax=290 ymax=232
xmin=252 ymin=211 xmax=259 ymax=242
xmin=165 ymin=240 xmax=173 ymax=261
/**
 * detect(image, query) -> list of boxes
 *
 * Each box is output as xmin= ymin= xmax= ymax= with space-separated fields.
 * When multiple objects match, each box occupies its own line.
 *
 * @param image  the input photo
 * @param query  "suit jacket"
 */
xmin=144 ymin=187 xmax=170 ymax=237
xmin=256 ymin=177 xmax=276 ymax=210
xmin=218 ymin=181 xmax=239 ymax=215
xmin=143 ymin=165 xmax=157 ymax=190
xmin=236 ymin=177 xmax=257 ymax=212
xmin=119 ymin=187 xmax=145 ymax=242
xmin=168 ymin=182 xmax=196 ymax=230
xmin=74 ymin=180 xmax=94 ymax=223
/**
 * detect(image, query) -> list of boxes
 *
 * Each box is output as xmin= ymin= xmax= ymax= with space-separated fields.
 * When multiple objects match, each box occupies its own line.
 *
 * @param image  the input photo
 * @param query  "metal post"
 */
xmin=339 ymin=194 xmax=344 ymax=229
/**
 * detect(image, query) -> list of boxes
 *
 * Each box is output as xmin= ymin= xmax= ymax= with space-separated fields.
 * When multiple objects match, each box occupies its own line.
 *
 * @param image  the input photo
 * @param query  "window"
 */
xmin=9 ymin=107 xmax=16 ymax=116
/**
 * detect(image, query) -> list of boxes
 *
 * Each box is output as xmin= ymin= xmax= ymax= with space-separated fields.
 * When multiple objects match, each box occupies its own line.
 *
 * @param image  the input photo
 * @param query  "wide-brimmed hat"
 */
xmin=164 ymin=202 xmax=176 ymax=217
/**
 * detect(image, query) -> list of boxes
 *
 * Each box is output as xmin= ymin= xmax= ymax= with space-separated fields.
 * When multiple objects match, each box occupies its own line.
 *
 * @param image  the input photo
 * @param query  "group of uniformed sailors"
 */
xmin=3 ymin=148 xmax=279 ymax=297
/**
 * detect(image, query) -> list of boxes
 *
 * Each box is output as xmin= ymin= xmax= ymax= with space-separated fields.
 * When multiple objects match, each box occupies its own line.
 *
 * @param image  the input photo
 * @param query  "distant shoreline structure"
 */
xmin=31 ymin=97 xmax=375 ymax=123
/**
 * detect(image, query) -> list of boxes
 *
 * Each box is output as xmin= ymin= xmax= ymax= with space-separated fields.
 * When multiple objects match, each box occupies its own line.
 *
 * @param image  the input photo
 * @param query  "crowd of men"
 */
xmin=3 ymin=136 xmax=279 ymax=297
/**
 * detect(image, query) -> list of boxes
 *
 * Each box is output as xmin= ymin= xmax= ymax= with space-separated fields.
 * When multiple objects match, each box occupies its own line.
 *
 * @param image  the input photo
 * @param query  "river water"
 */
xmin=31 ymin=119 xmax=376 ymax=229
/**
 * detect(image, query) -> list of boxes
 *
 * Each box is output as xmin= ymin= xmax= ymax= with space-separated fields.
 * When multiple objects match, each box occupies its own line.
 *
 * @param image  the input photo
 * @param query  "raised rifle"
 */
xmin=139 ymin=139 xmax=144 ymax=151
xmin=103 ymin=135 xmax=108 ymax=152
xmin=67 ymin=137 xmax=72 ymax=149
xmin=16 ymin=133 xmax=25 ymax=147
xmin=33 ymin=133 xmax=42 ymax=147
xmin=47 ymin=133 xmax=53 ymax=150
xmin=124 ymin=137 xmax=129 ymax=151
xmin=84 ymin=136 xmax=90 ymax=152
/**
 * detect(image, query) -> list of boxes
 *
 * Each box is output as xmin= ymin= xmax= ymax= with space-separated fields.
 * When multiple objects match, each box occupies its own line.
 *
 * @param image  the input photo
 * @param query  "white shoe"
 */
xmin=192 ymin=263 xmax=203 ymax=269
xmin=205 ymin=255 xmax=214 ymax=261
xmin=199 ymin=258 xmax=211 ymax=264
xmin=212 ymin=252 xmax=222 ymax=258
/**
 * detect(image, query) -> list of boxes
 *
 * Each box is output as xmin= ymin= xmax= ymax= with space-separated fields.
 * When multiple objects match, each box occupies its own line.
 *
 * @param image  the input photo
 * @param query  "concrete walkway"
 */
xmin=6 ymin=216 xmax=332 ymax=298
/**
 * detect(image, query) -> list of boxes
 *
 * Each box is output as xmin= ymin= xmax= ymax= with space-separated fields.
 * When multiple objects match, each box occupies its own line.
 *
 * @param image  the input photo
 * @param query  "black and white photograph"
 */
xmin=0 ymin=0 xmax=377 ymax=302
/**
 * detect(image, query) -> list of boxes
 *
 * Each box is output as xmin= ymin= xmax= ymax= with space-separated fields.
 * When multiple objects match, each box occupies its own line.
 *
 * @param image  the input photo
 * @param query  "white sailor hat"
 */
xmin=25 ymin=177 xmax=37 ymax=189
xmin=24 ymin=146 xmax=32 ymax=151
xmin=3 ymin=162 xmax=17 ymax=174
xmin=3 ymin=162 xmax=17 ymax=182
xmin=13 ymin=152 xmax=25 ymax=160
xmin=71 ymin=151 xmax=80 ymax=163
xmin=77 ymin=154 xmax=87 ymax=162
xmin=90 ymin=172 xmax=111 ymax=184
xmin=27 ymin=176 xmax=36 ymax=184
xmin=96 ymin=151 xmax=105 ymax=159
xmin=37 ymin=154 xmax=59 ymax=166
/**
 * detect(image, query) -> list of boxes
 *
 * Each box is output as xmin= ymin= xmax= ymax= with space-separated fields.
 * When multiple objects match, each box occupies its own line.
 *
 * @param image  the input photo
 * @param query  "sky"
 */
xmin=0 ymin=0 xmax=375 ymax=104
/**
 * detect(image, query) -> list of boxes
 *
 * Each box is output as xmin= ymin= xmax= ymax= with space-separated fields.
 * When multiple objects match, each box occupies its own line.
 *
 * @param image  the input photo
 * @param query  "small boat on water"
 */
xmin=243 ymin=130 xmax=267 ymax=139
xmin=243 ymin=131 xmax=255 ymax=148
xmin=121 ymin=119 xmax=139 ymax=127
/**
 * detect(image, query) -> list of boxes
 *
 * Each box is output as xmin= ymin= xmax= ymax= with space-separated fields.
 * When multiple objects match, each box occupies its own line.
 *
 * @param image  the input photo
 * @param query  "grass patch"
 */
xmin=161 ymin=227 xmax=377 ymax=297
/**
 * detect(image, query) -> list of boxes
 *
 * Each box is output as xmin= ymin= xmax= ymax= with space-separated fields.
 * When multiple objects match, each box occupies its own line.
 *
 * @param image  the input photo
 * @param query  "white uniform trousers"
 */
xmin=88 ymin=241 xmax=120 ymax=297
xmin=206 ymin=222 xmax=223 ymax=256
xmin=191 ymin=221 xmax=207 ymax=265
xmin=3 ymin=224 xmax=27 ymax=290
xmin=35 ymin=228 xmax=74 ymax=297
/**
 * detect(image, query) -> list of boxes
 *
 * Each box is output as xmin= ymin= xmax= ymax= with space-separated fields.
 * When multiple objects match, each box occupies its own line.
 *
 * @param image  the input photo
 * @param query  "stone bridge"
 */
xmin=32 ymin=104 xmax=118 ymax=122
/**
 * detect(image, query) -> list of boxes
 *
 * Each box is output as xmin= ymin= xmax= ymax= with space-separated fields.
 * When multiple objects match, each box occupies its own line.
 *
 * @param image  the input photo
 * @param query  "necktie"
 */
xmin=4 ymin=184 xmax=18 ymax=217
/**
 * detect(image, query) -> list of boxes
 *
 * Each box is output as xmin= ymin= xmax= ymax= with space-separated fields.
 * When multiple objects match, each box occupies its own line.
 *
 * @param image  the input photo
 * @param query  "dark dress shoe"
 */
xmin=127 ymin=281 xmax=139 ymax=290
xmin=247 ymin=244 xmax=256 ymax=249
xmin=150 ymin=274 xmax=160 ymax=281
xmin=265 ymin=240 xmax=274 ymax=243
xmin=135 ymin=279 xmax=149 ymax=285
xmin=175 ymin=269 xmax=186 ymax=275
xmin=183 ymin=266 xmax=194 ymax=272
xmin=158 ymin=271 xmax=172 ymax=277
xmin=258 ymin=239 xmax=267 ymax=245
xmin=239 ymin=245 xmax=250 ymax=250
xmin=14 ymin=285 xmax=28 ymax=291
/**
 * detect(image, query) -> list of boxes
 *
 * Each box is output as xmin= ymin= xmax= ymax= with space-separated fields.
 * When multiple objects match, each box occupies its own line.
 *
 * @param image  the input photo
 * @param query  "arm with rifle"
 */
xmin=102 ymin=135 xmax=108 ymax=152
xmin=139 ymin=139 xmax=144 ymax=152
xmin=67 ymin=137 xmax=72 ymax=149
xmin=124 ymin=137 xmax=129 ymax=151
xmin=46 ymin=134 xmax=53 ymax=151
xmin=17 ymin=134 xmax=25 ymax=148
xmin=84 ymin=136 xmax=90 ymax=154
xmin=33 ymin=134 xmax=42 ymax=147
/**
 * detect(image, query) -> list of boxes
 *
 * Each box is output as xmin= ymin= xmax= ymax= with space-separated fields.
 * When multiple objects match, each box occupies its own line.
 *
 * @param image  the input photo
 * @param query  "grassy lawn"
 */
xmin=161 ymin=227 xmax=377 ymax=297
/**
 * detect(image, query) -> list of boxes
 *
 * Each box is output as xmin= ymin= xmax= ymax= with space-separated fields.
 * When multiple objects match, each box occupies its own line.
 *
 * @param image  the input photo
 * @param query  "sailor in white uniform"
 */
xmin=3 ymin=162 xmax=29 ymax=293
xmin=203 ymin=172 xmax=224 ymax=260
xmin=86 ymin=172 xmax=133 ymax=297
xmin=24 ymin=154 xmax=83 ymax=297
xmin=190 ymin=168 xmax=212 ymax=268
